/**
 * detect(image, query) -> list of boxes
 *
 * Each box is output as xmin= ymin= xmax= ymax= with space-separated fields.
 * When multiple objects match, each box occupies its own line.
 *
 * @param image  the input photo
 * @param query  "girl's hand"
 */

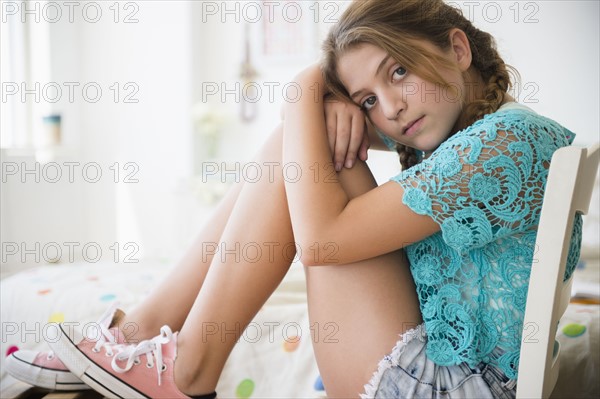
xmin=324 ymin=96 xmax=369 ymax=171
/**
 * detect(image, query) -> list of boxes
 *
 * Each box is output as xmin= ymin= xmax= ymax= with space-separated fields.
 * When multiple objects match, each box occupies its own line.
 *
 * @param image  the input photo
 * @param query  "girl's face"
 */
xmin=337 ymin=41 xmax=467 ymax=153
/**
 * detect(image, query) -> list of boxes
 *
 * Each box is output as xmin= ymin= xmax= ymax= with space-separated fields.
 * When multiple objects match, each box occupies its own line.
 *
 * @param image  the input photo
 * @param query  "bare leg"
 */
xmin=122 ymin=121 xmax=420 ymax=397
xmin=172 ymin=124 xmax=422 ymax=397
xmin=305 ymin=160 xmax=422 ymax=398
xmin=119 ymin=178 xmax=246 ymax=341
xmin=174 ymin=124 xmax=296 ymax=394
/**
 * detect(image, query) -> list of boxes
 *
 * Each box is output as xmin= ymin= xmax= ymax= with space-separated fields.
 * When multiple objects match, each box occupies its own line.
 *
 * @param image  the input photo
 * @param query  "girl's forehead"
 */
xmin=342 ymin=43 xmax=387 ymax=60
xmin=338 ymin=44 xmax=388 ymax=75
xmin=337 ymin=44 xmax=389 ymax=90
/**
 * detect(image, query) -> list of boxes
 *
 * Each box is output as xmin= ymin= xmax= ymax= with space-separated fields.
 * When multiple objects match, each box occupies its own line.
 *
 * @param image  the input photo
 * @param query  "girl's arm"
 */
xmin=282 ymin=65 xmax=439 ymax=266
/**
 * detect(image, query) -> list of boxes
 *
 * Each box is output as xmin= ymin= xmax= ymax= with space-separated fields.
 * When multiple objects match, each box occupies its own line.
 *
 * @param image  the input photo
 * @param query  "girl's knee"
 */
xmin=255 ymin=123 xmax=284 ymax=163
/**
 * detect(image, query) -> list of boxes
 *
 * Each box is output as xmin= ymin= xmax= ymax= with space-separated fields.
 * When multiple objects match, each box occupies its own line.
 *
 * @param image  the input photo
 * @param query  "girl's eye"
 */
xmin=361 ymin=96 xmax=377 ymax=111
xmin=392 ymin=66 xmax=407 ymax=80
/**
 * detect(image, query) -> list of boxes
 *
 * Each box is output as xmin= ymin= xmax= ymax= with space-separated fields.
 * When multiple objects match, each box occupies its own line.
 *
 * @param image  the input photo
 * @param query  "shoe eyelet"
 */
xmin=146 ymin=363 xmax=153 ymax=368
xmin=105 ymin=351 xmax=113 ymax=357
xmin=160 ymin=364 xmax=167 ymax=372
xmin=92 ymin=348 xmax=100 ymax=353
xmin=133 ymin=359 xmax=141 ymax=365
xmin=47 ymin=354 xmax=55 ymax=360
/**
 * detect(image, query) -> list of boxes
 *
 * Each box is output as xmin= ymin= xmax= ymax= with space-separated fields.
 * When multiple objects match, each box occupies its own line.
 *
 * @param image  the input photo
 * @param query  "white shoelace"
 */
xmin=88 ymin=303 xmax=121 ymax=354
xmin=110 ymin=325 xmax=174 ymax=386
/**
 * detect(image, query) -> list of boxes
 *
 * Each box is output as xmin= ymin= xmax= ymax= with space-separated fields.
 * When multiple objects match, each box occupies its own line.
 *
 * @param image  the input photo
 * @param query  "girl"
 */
xmin=6 ymin=0 xmax=581 ymax=398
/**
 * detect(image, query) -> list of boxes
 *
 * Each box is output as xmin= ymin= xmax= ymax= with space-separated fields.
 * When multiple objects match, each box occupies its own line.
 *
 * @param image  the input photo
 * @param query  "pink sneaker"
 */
xmin=49 ymin=324 xmax=216 ymax=399
xmin=5 ymin=302 xmax=126 ymax=391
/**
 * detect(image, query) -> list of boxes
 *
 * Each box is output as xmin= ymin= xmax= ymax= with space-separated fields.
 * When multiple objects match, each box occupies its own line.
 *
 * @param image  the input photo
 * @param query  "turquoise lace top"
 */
xmin=379 ymin=104 xmax=582 ymax=379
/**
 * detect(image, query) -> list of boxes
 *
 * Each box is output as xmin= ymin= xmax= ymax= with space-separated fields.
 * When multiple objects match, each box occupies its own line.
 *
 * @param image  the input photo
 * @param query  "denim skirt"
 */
xmin=360 ymin=324 xmax=517 ymax=399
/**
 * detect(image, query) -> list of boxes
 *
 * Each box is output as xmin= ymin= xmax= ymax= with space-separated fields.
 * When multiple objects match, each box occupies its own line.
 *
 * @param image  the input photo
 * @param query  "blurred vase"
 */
xmin=192 ymin=104 xmax=227 ymax=173
xmin=197 ymin=131 xmax=220 ymax=159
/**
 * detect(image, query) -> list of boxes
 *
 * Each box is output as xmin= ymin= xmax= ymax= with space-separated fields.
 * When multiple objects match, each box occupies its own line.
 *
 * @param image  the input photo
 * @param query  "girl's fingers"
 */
xmin=334 ymin=114 xmax=351 ymax=172
xmin=326 ymin=113 xmax=337 ymax=156
xmin=323 ymin=100 xmax=367 ymax=170
xmin=345 ymin=113 xmax=365 ymax=168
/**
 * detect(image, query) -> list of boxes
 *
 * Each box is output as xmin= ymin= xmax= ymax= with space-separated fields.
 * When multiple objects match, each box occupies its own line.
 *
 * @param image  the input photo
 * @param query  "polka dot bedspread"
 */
xmin=1 ymin=260 xmax=598 ymax=397
xmin=0 ymin=260 xmax=326 ymax=398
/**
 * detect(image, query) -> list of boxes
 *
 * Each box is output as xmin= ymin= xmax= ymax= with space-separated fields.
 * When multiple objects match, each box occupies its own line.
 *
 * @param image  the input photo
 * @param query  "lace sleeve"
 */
xmin=390 ymin=110 xmax=575 ymax=255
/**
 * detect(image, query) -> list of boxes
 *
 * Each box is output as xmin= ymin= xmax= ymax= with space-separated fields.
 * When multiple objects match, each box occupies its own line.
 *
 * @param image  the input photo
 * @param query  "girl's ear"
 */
xmin=448 ymin=28 xmax=472 ymax=72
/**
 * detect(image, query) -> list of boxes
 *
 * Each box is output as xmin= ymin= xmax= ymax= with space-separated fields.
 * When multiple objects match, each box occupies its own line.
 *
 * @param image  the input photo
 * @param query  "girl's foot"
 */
xmin=48 ymin=323 xmax=216 ymax=399
xmin=5 ymin=302 xmax=126 ymax=391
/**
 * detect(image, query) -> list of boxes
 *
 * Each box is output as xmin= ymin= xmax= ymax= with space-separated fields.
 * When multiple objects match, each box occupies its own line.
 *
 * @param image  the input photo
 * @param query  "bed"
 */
xmin=0 ymin=260 xmax=325 ymax=398
xmin=1 ymin=258 xmax=598 ymax=398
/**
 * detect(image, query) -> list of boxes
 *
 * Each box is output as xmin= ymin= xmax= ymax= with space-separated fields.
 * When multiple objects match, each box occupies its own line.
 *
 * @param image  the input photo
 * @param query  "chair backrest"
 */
xmin=516 ymin=142 xmax=600 ymax=398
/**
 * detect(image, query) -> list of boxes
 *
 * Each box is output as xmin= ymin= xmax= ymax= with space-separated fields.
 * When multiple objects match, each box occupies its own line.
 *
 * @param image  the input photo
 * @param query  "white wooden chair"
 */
xmin=517 ymin=142 xmax=600 ymax=398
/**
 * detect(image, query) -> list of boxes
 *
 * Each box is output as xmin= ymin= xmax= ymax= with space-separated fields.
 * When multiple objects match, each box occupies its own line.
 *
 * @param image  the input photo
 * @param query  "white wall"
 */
xmin=1 ymin=0 xmax=598 ymax=270
xmin=2 ymin=1 xmax=194 ymax=267
xmin=460 ymin=1 xmax=599 ymax=146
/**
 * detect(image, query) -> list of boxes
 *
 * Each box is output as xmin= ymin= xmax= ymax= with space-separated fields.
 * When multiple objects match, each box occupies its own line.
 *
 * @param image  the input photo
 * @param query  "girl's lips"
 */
xmin=404 ymin=116 xmax=424 ymax=137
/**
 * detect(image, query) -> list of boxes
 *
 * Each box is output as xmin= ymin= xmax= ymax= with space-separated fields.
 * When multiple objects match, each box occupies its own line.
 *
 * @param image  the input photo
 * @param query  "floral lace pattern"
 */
xmin=390 ymin=108 xmax=581 ymax=379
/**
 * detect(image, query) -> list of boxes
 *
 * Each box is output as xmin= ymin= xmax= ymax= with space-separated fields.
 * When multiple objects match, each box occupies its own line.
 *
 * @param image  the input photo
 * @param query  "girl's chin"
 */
xmin=413 ymin=137 xmax=445 ymax=154
xmin=409 ymin=142 xmax=434 ymax=154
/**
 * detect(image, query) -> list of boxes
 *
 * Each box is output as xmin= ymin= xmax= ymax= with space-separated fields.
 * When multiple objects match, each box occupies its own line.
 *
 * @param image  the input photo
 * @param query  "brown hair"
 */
xmin=321 ymin=0 xmax=518 ymax=169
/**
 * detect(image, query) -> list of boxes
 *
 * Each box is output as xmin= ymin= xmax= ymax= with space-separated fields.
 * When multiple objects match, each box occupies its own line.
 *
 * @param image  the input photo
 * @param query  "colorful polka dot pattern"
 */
xmin=314 ymin=375 xmax=325 ymax=391
xmin=48 ymin=312 xmax=65 ymax=323
xmin=283 ymin=335 xmax=301 ymax=352
xmin=6 ymin=345 xmax=19 ymax=357
xmin=562 ymin=323 xmax=586 ymax=337
xmin=235 ymin=378 xmax=255 ymax=398
xmin=100 ymin=293 xmax=116 ymax=302
xmin=11 ymin=266 xmax=337 ymax=398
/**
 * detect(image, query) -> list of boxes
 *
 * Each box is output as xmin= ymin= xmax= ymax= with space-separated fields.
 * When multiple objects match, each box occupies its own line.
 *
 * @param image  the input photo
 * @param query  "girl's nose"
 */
xmin=380 ymin=92 xmax=405 ymax=121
